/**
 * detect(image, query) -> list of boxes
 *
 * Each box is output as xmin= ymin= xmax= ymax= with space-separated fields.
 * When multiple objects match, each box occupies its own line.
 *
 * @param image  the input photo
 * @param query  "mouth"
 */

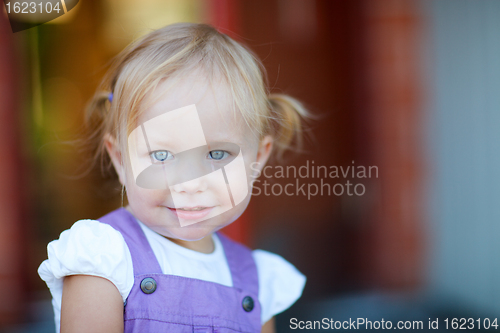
xmin=167 ymin=206 xmax=214 ymax=220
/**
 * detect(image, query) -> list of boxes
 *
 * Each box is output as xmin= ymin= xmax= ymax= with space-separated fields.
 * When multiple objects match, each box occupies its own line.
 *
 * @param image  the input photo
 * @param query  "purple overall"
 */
xmin=99 ymin=208 xmax=262 ymax=333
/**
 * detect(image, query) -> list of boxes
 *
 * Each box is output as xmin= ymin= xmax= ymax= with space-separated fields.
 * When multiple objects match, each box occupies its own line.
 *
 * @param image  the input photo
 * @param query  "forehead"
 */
xmin=137 ymin=72 xmax=251 ymax=144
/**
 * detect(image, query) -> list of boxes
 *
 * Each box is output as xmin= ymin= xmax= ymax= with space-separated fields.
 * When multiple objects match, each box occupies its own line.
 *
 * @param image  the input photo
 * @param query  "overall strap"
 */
xmin=98 ymin=208 xmax=162 ymax=275
xmin=217 ymin=232 xmax=259 ymax=296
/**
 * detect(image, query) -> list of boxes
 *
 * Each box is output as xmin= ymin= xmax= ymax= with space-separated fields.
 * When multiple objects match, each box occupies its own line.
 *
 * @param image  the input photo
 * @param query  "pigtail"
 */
xmin=84 ymin=90 xmax=113 ymax=175
xmin=268 ymin=93 xmax=311 ymax=160
xmin=85 ymin=91 xmax=109 ymax=128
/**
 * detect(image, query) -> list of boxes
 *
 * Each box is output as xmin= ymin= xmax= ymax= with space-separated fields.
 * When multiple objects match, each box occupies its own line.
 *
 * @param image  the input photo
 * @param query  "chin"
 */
xmin=171 ymin=232 xmax=211 ymax=242
xmin=172 ymin=212 xmax=241 ymax=240
xmin=164 ymin=224 xmax=219 ymax=241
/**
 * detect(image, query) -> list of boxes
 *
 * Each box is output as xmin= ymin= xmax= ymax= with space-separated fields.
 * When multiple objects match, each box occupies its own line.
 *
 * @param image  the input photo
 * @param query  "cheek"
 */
xmin=128 ymin=183 xmax=170 ymax=206
xmin=124 ymin=163 xmax=170 ymax=201
xmin=242 ymin=150 xmax=260 ymax=181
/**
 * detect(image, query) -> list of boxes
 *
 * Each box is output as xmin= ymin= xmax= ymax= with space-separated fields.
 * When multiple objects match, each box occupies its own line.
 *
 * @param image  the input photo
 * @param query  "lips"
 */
xmin=176 ymin=207 xmax=208 ymax=211
xmin=167 ymin=206 xmax=214 ymax=220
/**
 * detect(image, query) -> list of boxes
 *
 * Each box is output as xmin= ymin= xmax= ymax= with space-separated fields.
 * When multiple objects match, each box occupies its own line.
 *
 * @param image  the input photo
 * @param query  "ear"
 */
xmin=104 ymin=134 xmax=126 ymax=186
xmin=254 ymin=135 xmax=273 ymax=172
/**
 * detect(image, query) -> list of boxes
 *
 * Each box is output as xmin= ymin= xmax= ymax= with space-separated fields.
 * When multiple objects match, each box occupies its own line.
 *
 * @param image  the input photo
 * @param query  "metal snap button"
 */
xmin=140 ymin=277 xmax=157 ymax=294
xmin=242 ymin=296 xmax=254 ymax=312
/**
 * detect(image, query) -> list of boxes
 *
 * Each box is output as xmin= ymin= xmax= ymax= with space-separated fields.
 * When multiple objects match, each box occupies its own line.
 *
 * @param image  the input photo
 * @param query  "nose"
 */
xmin=169 ymin=156 xmax=208 ymax=194
xmin=168 ymin=152 xmax=211 ymax=194
xmin=170 ymin=173 xmax=209 ymax=194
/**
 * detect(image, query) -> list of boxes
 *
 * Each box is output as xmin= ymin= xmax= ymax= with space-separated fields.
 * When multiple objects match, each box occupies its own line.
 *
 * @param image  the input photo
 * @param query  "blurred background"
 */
xmin=1 ymin=0 xmax=500 ymax=332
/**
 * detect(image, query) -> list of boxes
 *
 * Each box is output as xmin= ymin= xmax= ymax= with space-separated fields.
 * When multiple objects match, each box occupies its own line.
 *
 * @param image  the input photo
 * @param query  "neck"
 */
xmin=166 ymin=235 xmax=215 ymax=253
xmin=124 ymin=205 xmax=216 ymax=254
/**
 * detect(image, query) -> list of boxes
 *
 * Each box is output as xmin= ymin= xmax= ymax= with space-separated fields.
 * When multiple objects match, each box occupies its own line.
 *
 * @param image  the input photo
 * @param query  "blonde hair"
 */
xmin=86 ymin=23 xmax=310 ymax=174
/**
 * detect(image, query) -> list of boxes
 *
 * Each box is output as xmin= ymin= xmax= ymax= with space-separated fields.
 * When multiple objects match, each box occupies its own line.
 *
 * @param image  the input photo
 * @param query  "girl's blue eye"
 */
xmin=152 ymin=150 xmax=172 ymax=162
xmin=209 ymin=150 xmax=229 ymax=160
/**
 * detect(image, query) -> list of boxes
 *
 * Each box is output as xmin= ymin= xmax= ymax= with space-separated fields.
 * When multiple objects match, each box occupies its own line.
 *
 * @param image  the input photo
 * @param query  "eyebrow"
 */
xmin=206 ymin=138 xmax=244 ymax=147
xmin=203 ymin=130 xmax=248 ymax=146
xmin=139 ymin=126 xmax=177 ymax=149
xmin=140 ymin=124 xmax=155 ymax=163
xmin=137 ymin=121 xmax=247 ymax=153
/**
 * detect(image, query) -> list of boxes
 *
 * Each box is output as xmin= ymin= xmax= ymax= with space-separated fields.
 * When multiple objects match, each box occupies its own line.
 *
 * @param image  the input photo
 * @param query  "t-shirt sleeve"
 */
xmin=38 ymin=219 xmax=134 ymax=326
xmin=252 ymin=249 xmax=306 ymax=325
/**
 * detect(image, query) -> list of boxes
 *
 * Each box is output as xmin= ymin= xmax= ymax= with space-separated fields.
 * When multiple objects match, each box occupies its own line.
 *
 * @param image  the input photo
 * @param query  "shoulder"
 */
xmin=38 ymin=219 xmax=134 ymax=304
xmin=252 ymin=249 xmax=306 ymax=324
xmin=44 ymin=219 xmax=132 ymax=278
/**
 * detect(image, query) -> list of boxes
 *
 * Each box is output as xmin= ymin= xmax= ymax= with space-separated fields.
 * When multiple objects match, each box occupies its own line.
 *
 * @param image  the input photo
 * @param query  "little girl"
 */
xmin=39 ymin=23 xmax=308 ymax=333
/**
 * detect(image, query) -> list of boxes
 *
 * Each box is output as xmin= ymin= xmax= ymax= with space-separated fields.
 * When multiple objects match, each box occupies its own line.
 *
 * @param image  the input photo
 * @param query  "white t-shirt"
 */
xmin=38 ymin=219 xmax=306 ymax=333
